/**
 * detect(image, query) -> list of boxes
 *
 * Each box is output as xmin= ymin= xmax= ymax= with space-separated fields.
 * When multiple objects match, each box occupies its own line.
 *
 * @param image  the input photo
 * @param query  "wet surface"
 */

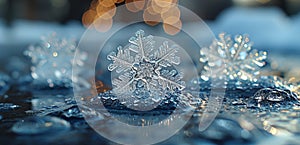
xmin=1 ymin=52 xmax=300 ymax=145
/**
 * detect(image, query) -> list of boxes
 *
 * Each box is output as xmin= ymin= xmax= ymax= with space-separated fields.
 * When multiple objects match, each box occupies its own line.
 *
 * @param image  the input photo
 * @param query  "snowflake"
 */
xmin=200 ymin=33 xmax=267 ymax=81
xmin=24 ymin=33 xmax=87 ymax=88
xmin=107 ymin=30 xmax=185 ymax=110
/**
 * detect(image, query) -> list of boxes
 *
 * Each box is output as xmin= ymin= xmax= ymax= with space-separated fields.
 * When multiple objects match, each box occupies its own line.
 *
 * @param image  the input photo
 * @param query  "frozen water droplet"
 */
xmin=63 ymin=107 xmax=83 ymax=118
xmin=0 ymin=103 xmax=20 ymax=111
xmin=247 ymin=88 xmax=300 ymax=109
xmin=12 ymin=116 xmax=70 ymax=135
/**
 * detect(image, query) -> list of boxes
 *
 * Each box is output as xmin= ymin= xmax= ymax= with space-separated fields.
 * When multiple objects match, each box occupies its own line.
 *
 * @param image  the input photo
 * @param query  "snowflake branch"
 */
xmin=156 ymin=75 xmax=185 ymax=90
xmin=156 ymin=48 xmax=178 ymax=65
xmin=108 ymin=55 xmax=133 ymax=68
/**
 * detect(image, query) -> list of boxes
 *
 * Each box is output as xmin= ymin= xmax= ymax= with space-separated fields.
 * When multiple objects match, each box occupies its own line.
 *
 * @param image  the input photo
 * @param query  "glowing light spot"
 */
xmin=163 ymin=15 xmax=179 ymax=25
xmin=125 ymin=0 xmax=140 ymax=12
xmin=100 ymin=0 xmax=115 ymax=7
xmin=163 ymin=20 xmax=182 ymax=35
xmin=94 ymin=17 xmax=113 ymax=32
xmin=45 ymin=122 xmax=53 ymax=127
xmin=96 ymin=4 xmax=116 ymax=19
xmin=82 ymin=9 xmax=97 ymax=27
xmin=145 ymin=3 xmax=158 ymax=15
xmin=143 ymin=7 xmax=161 ymax=26
xmin=153 ymin=0 xmax=173 ymax=7
xmin=53 ymin=52 xmax=58 ymax=57
xmin=161 ymin=6 xmax=180 ymax=20
xmin=133 ymin=0 xmax=145 ymax=11
xmin=150 ymin=0 xmax=163 ymax=14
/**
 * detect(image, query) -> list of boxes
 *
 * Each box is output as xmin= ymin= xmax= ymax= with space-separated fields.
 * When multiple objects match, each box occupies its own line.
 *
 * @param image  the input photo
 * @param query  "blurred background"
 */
xmin=1 ymin=1 xmax=300 ymax=144
xmin=1 ymin=0 xmax=300 ymax=71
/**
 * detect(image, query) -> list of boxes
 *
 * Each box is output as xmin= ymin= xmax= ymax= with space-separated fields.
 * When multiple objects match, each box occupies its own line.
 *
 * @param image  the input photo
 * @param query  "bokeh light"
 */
xmin=82 ymin=0 xmax=181 ymax=34
xmin=94 ymin=17 xmax=113 ymax=32
xmin=163 ymin=20 xmax=182 ymax=35
xmin=96 ymin=4 xmax=116 ymax=19
xmin=82 ymin=9 xmax=97 ymax=27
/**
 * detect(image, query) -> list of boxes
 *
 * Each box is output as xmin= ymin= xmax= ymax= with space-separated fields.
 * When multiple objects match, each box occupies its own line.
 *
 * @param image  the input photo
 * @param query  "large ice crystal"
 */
xmin=24 ymin=33 xmax=87 ymax=88
xmin=107 ymin=30 xmax=185 ymax=110
xmin=200 ymin=33 xmax=267 ymax=81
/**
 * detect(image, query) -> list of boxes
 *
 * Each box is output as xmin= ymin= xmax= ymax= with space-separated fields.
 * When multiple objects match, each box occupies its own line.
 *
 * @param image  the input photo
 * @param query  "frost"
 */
xmin=24 ymin=33 xmax=87 ymax=88
xmin=200 ymin=33 xmax=267 ymax=81
xmin=107 ymin=30 xmax=185 ymax=110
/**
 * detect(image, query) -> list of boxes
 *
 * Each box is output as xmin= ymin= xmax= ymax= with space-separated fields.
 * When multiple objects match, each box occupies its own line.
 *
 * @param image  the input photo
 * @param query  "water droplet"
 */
xmin=52 ymin=52 xmax=58 ymax=57
xmin=247 ymin=88 xmax=299 ymax=109
xmin=12 ymin=116 xmax=70 ymax=135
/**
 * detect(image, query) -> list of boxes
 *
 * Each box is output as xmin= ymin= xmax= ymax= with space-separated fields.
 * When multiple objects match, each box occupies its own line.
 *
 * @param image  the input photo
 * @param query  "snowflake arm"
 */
xmin=155 ymin=69 xmax=185 ymax=91
xmin=111 ymin=72 xmax=136 ymax=95
xmin=107 ymin=46 xmax=135 ymax=73
xmin=152 ymin=41 xmax=180 ymax=67
xmin=128 ymin=30 xmax=154 ymax=60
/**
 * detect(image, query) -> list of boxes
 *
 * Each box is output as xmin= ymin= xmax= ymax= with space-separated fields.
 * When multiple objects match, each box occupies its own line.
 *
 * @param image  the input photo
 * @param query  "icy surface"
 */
xmin=28 ymin=95 xmax=77 ymax=116
xmin=12 ymin=116 xmax=70 ymax=135
xmin=1 ymin=8 xmax=300 ymax=144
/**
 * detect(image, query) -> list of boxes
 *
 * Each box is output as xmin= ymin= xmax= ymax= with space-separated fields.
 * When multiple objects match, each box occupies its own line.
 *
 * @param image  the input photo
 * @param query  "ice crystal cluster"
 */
xmin=107 ymin=30 xmax=185 ymax=110
xmin=24 ymin=33 xmax=87 ymax=88
xmin=200 ymin=33 xmax=267 ymax=81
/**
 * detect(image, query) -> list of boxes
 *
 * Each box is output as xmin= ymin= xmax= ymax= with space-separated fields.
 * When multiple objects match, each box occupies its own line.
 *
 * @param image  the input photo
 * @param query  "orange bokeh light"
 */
xmin=163 ymin=19 xmax=182 ymax=35
xmin=133 ymin=0 xmax=146 ymax=11
xmin=143 ymin=7 xmax=161 ymax=26
xmin=96 ymin=4 xmax=116 ymax=19
xmin=153 ymin=0 xmax=173 ymax=8
xmin=82 ymin=0 xmax=182 ymax=34
xmin=125 ymin=0 xmax=140 ymax=12
xmin=163 ymin=15 xmax=179 ymax=25
xmin=161 ymin=6 xmax=180 ymax=20
xmin=100 ymin=0 xmax=115 ymax=7
xmin=82 ymin=9 xmax=97 ymax=27
xmin=94 ymin=17 xmax=113 ymax=32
